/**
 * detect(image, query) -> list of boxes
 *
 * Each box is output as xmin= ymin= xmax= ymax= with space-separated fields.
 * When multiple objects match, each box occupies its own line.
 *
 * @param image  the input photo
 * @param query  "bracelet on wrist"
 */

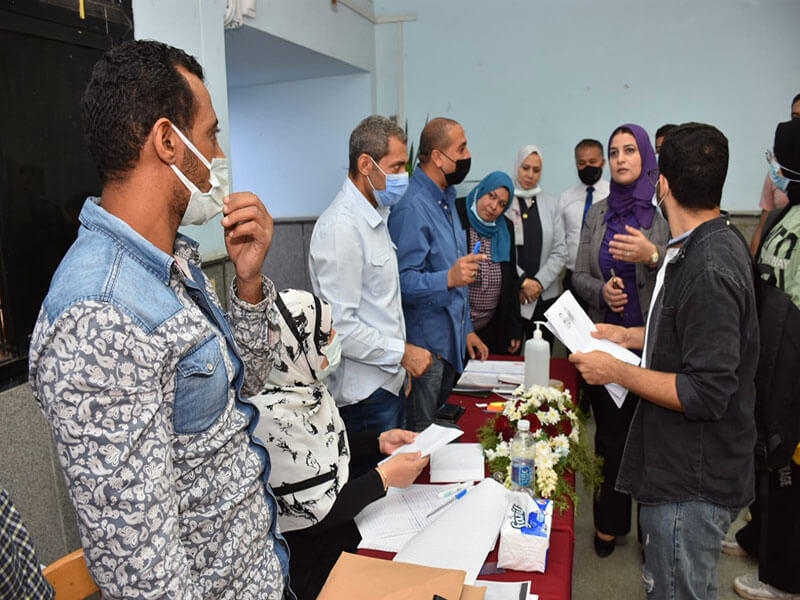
xmin=375 ymin=465 xmax=388 ymax=492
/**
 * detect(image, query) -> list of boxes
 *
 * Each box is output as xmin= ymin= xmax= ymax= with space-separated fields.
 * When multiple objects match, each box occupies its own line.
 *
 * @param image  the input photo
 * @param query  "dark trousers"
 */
xmin=339 ymin=387 xmax=405 ymax=478
xmin=587 ymin=383 xmax=639 ymax=536
xmin=735 ymin=462 xmax=800 ymax=593
xmin=563 ymin=268 xmax=574 ymax=294
xmin=407 ymin=354 xmax=456 ymax=432
xmin=282 ymin=519 xmax=361 ymax=600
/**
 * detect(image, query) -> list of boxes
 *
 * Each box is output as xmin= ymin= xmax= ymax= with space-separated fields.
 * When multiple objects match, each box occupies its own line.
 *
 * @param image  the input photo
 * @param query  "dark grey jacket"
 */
xmin=616 ymin=216 xmax=758 ymax=508
xmin=572 ymin=199 xmax=669 ymax=324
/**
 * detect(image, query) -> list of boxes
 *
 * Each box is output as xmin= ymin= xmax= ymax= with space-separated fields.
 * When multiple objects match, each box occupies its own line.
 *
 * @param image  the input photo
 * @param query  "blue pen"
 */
xmin=426 ymin=487 xmax=469 ymax=518
xmin=436 ymin=481 xmax=473 ymax=499
xmin=473 ymin=241 xmax=481 ymax=254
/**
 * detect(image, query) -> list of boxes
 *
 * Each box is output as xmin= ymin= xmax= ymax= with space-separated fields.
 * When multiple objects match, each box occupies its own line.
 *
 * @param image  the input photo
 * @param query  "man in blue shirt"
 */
xmin=388 ymin=118 xmax=489 ymax=430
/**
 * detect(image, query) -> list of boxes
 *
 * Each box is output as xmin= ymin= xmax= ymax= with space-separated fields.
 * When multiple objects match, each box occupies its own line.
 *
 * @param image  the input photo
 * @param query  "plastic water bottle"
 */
xmin=523 ymin=321 xmax=550 ymax=388
xmin=510 ymin=419 xmax=536 ymax=491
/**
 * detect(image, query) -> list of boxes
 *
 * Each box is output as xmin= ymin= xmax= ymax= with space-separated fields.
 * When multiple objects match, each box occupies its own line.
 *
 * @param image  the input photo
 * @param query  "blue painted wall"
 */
xmin=375 ymin=0 xmax=800 ymax=212
xmin=228 ymin=72 xmax=373 ymax=218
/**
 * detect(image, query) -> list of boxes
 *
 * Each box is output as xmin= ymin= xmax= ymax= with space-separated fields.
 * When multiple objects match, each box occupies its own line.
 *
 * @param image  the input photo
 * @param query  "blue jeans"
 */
xmin=338 ymin=387 xmax=406 ymax=434
xmin=408 ymin=355 xmax=456 ymax=432
xmin=639 ymin=501 xmax=736 ymax=600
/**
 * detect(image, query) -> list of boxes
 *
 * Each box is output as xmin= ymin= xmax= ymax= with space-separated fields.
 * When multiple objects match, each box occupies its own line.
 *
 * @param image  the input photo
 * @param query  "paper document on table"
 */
xmin=380 ymin=423 xmax=463 ymax=464
xmin=456 ymin=360 xmax=525 ymax=389
xmin=354 ymin=484 xmax=450 ymax=543
xmin=544 ymin=290 xmax=641 ymax=408
xmin=462 ymin=360 xmax=525 ymax=375
xmin=430 ymin=443 xmax=485 ymax=483
xmin=477 ymin=580 xmax=531 ymax=600
xmin=357 ymin=532 xmax=415 ymax=553
xmin=394 ymin=478 xmax=509 ymax=584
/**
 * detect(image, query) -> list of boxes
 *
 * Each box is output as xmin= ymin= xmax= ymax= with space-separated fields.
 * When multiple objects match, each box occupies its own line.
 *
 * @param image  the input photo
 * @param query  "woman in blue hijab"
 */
xmin=455 ymin=171 xmax=522 ymax=355
xmin=572 ymin=124 xmax=669 ymax=557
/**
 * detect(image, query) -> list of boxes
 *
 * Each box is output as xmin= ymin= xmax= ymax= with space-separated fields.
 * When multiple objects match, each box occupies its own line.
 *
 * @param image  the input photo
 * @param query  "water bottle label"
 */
xmin=512 ymin=463 xmax=532 ymax=487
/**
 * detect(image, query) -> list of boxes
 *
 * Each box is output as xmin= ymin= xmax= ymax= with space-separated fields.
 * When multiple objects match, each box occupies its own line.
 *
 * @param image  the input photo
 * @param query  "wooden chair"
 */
xmin=43 ymin=549 xmax=100 ymax=599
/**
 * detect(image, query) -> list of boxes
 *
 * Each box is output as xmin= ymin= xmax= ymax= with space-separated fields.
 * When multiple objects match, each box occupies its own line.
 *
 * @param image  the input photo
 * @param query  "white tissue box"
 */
xmin=497 ymin=493 xmax=553 ymax=573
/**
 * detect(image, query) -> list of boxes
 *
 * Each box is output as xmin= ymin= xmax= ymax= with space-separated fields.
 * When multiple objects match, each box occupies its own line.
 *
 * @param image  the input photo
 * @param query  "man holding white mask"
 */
xmin=309 ymin=116 xmax=432 ymax=449
xmin=29 ymin=40 xmax=290 ymax=598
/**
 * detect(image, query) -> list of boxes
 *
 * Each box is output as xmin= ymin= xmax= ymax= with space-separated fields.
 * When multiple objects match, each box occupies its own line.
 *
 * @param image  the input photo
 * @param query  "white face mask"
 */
xmin=319 ymin=333 xmax=342 ymax=379
xmin=170 ymin=124 xmax=230 ymax=226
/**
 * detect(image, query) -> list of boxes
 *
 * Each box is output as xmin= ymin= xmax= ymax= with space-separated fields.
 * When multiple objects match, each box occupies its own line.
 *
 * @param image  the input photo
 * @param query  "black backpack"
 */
xmin=751 ymin=206 xmax=800 ymax=470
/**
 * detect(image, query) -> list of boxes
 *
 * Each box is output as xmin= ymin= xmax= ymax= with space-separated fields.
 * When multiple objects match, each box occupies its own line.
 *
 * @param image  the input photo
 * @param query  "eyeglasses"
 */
xmin=647 ymin=169 xmax=660 ymax=186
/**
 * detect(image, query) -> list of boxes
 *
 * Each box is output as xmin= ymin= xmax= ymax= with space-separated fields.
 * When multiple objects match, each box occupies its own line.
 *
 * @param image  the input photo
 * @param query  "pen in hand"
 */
xmin=610 ymin=268 xmax=625 ymax=317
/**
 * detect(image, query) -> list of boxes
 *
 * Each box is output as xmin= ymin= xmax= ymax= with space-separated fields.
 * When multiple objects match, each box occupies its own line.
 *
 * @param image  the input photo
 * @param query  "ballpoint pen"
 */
xmin=610 ymin=268 xmax=620 ymax=289
xmin=436 ymin=481 xmax=473 ymax=499
xmin=426 ymin=487 xmax=469 ymax=518
xmin=611 ymin=268 xmax=625 ymax=318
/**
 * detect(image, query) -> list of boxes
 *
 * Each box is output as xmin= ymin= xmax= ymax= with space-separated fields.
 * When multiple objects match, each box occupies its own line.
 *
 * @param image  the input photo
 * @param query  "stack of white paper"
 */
xmin=355 ymin=484 xmax=457 ymax=552
xmin=544 ymin=290 xmax=641 ymax=407
xmin=429 ymin=443 xmax=485 ymax=483
xmin=393 ymin=478 xmax=510 ymax=584
xmin=455 ymin=360 xmax=525 ymax=390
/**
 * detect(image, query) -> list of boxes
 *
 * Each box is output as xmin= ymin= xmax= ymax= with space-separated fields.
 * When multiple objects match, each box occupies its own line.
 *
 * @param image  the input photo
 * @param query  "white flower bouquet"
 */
xmin=477 ymin=384 xmax=602 ymax=512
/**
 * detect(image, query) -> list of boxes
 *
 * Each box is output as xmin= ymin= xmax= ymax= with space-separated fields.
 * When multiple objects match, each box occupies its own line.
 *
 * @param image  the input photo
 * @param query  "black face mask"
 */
xmin=438 ymin=151 xmax=471 ymax=186
xmin=577 ymin=165 xmax=602 ymax=186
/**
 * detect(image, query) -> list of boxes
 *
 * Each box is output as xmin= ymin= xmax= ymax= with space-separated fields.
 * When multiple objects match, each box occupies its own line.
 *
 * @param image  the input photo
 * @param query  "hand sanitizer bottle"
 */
xmin=524 ymin=321 xmax=550 ymax=388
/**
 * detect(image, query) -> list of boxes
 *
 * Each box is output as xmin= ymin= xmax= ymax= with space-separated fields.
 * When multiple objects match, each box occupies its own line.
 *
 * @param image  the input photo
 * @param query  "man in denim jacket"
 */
xmin=571 ymin=123 xmax=757 ymax=600
xmin=29 ymin=41 xmax=291 ymax=599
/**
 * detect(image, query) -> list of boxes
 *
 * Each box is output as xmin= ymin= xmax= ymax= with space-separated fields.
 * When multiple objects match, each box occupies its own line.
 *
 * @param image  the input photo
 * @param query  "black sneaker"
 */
xmin=594 ymin=533 xmax=616 ymax=557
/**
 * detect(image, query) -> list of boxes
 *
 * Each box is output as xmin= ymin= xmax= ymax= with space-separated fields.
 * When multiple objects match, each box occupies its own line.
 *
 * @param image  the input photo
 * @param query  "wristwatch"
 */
xmin=648 ymin=249 xmax=659 ymax=267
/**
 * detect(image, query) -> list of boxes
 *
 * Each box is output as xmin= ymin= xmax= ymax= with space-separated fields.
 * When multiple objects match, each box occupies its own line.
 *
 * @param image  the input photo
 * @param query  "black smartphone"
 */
xmin=435 ymin=403 xmax=465 ymax=423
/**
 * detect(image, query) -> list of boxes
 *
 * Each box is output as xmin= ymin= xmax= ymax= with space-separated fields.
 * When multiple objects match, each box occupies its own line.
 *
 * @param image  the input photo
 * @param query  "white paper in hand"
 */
xmin=379 ymin=423 xmax=463 ymax=464
xmin=544 ymin=290 xmax=640 ymax=408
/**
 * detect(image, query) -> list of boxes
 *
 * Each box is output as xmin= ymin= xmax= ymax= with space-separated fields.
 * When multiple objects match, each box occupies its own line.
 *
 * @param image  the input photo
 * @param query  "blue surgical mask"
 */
xmin=469 ymin=198 xmax=496 ymax=227
xmin=766 ymin=150 xmax=800 ymax=192
xmin=367 ymin=157 xmax=409 ymax=207
xmin=319 ymin=333 xmax=342 ymax=379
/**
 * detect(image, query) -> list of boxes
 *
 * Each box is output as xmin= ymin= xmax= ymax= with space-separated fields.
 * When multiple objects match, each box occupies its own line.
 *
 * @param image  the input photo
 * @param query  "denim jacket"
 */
xmin=617 ymin=216 xmax=758 ymax=508
xmin=29 ymin=198 xmax=292 ymax=599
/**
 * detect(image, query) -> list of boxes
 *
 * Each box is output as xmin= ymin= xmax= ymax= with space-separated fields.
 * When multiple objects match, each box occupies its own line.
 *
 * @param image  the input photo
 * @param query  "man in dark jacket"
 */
xmin=570 ymin=122 xmax=758 ymax=600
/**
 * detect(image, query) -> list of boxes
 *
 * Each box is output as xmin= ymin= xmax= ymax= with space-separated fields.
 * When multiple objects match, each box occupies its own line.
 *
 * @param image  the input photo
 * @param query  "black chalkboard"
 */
xmin=0 ymin=0 xmax=133 ymax=388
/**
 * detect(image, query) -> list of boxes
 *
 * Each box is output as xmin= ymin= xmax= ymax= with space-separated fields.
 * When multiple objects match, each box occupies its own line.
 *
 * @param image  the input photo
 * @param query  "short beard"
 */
xmin=170 ymin=149 xmax=204 ymax=226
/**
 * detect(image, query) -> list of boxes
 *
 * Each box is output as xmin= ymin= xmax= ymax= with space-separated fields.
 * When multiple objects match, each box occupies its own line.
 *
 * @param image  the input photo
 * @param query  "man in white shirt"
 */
xmin=309 ymin=115 xmax=432 ymax=438
xmin=559 ymin=139 xmax=610 ymax=292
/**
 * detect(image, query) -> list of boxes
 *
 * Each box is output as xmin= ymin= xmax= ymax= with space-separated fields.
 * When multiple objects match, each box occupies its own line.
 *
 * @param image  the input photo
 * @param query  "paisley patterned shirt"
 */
xmin=28 ymin=198 xmax=292 ymax=600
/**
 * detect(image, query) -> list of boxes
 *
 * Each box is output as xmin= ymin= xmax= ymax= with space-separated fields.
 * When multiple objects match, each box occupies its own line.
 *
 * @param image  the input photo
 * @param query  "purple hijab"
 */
xmin=605 ymin=123 xmax=657 ymax=229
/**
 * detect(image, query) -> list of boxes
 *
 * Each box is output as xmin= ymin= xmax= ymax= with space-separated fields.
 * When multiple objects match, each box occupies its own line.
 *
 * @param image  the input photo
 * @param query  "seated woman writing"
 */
xmin=250 ymin=289 xmax=428 ymax=600
xmin=455 ymin=171 xmax=522 ymax=355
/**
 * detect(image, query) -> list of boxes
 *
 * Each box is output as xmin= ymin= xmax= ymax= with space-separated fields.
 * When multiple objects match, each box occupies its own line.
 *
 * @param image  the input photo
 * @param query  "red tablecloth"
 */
xmin=360 ymin=358 xmax=578 ymax=600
